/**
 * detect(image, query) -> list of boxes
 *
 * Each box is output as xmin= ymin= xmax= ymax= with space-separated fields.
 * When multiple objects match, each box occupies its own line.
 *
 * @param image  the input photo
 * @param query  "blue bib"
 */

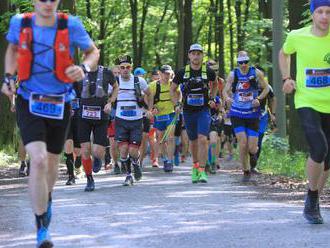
xmin=305 ymin=68 xmax=330 ymax=88
xmin=29 ymin=93 xmax=65 ymax=120
xmin=187 ymin=94 xmax=204 ymax=106
xmin=120 ymin=106 xmax=137 ymax=117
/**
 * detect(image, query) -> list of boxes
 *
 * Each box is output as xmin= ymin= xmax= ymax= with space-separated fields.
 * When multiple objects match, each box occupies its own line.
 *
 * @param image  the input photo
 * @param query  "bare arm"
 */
xmin=170 ymin=82 xmax=180 ymax=105
xmin=209 ymin=80 xmax=217 ymax=99
xmin=256 ymin=69 xmax=270 ymax=100
xmin=279 ymin=48 xmax=296 ymax=94
xmin=2 ymin=44 xmax=18 ymax=97
xmin=223 ymin=72 xmax=234 ymax=104
xmin=108 ymin=82 xmax=118 ymax=104
xmin=81 ymin=43 xmax=100 ymax=69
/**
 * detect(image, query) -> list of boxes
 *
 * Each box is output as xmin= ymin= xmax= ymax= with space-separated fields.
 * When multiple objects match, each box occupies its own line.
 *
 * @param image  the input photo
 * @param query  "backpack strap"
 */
xmin=154 ymin=81 xmax=161 ymax=104
xmin=231 ymin=68 xmax=239 ymax=94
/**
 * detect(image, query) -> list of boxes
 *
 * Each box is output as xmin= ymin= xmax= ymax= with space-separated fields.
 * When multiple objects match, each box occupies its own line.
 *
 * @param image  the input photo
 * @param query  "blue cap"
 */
xmin=134 ymin=67 xmax=146 ymax=76
xmin=310 ymin=0 xmax=330 ymax=13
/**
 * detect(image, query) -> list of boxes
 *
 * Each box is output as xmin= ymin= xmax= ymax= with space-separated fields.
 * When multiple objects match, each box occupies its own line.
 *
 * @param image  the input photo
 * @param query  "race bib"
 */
xmin=29 ymin=93 xmax=65 ymax=120
xmin=156 ymin=114 xmax=170 ymax=122
xmin=238 ymin=92 xmax=254 ymax=102
xmin=187 ymin=94 xmax=204 ymax=106
xmin=71 ymin=98 xmax=80 ymax=110
xmin=82 ymin=105 xmax=101 ymax=120
xmin=120 ymin=105 xmax=137 ymax=117
xmin=305 ymin=68 xmax=330 ymax=88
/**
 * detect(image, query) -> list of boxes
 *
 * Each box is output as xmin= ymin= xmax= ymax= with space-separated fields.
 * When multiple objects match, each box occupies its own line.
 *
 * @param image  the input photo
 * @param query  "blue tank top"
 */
xmin=229 ymin=67 xmax=260 ymax=119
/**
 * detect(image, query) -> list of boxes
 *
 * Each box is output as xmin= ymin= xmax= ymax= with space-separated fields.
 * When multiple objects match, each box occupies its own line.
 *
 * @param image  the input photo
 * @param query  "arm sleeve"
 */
xmin=207 ymin=68 xmax=216 ymax=81
xmin=282 ymin=31 xmax=296 ymax=55
xmin=69 ymin=16 xmax=93 ymax=51
xmin=6 ymin=14 xmax=22 ymax=45
xmin=105 ymin=69 xmax=116 ymax=86
xmin=172 ymin=69 xmax=184 ymax=85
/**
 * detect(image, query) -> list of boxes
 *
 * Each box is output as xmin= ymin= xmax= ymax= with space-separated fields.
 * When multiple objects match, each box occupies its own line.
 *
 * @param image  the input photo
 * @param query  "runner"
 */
xmin=171 ymin=44 xmax=218 ymax=183
xmin=113 ymin=55 xmax=153 ymax=186
xmin=79 ymin=65 xmax=117 ymax=191
xmin=1 ymin=0 xmax=99 ymax=246
xmin=150 ymin=65 xmax=181 ymax=172
xmin=223 ymin=51 xmax=269 ymax=182
xmin=279 ymin=0 xmax=330 ymax=224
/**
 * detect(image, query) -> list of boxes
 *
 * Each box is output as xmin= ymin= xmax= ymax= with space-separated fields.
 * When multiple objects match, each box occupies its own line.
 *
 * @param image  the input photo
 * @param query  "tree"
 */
xmin=0 ymin=0 xmax=16 ymax=147
xmin=287 ymin=0 xmax=309 ymax=152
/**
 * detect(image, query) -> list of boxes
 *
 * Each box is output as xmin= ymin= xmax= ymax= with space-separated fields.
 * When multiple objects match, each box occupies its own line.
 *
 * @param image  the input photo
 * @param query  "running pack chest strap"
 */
xmin=18 ymin=12 xmax=73 ymax=83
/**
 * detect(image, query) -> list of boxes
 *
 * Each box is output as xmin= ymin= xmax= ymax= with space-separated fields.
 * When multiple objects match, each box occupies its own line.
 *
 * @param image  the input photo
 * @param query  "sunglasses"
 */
xmin=238 ymin=60 xmax=249 ymax=65
xmin=120 ymin=65 xmax=132 ymax=70
xmin=39 ymin=0 xmax=57 ymax=2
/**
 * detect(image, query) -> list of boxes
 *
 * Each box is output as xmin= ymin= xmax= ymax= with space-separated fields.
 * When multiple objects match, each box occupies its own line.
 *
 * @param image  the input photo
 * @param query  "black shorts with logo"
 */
xmin=115 ymin=117 xmax=143 ymax=145
xmin=16 ymin=95 xmax=71 ymax=155
xmin=78 ymin=118 xmax=109 ymax=147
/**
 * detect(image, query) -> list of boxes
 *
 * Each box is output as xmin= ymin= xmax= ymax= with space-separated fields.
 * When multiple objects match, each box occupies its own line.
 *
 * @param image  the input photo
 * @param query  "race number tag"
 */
xmin=238 ymin=92 xmax=253 ymax=102
xmin=29 ymin=93 xmax=65 ymax=120
xmin=71 ymin=98 xmax=80 ymax=110
xmin=120 ymin=105 xmax=137 ymax=117
xmin=156 ymin=114 xmax=170 ymax=122
xmin=82 ymin=105 xmax=101 ymax=120
xmin=187 ymin=94 xmax=204 ymax=106
xmin=305 ymin=68 xmax=330 ymax=88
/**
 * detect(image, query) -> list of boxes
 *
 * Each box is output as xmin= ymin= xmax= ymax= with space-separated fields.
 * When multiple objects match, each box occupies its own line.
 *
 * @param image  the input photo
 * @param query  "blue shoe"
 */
xmin=164 ymin=161 xmax=173 ymax=173
xmin=45 ymin=200 xmax=52 ymax=229
xmin=92 ymin=157 xmax=102 ymax=173
xmin=36 ymin=227 xmax=53 ymax=248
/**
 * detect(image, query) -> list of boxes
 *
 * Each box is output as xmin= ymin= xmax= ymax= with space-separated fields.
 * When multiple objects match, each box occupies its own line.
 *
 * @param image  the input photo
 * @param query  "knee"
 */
xmin=81 ymin=148 xmax=91 ymax=160
xmin=198 ymin=135 xmax=208 ymax=145
xmin=31 ymin=152 xmax=48 ymax=171
xmin=310 ymin=143 xmax=328 ymax=164
xmin=248 ymin=145 xmax=258 ymax=155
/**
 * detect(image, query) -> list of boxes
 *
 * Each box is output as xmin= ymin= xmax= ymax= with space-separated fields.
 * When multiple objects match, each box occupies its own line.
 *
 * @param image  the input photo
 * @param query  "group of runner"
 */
xmin=1 ymin=0 xmax=329 ymax=247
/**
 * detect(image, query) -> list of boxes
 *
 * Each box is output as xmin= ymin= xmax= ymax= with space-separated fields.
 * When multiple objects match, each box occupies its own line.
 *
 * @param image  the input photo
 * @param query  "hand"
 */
xmin=145 ymin=110 xmax=153 ymax=119
xmin=282 ymin=79 xmax=296 ymax=94
xmin=104 ymin=102 xmax=112 ymax=114
xmin=65 ymin=65 xmax=85 ymax=82
xmin=152 ymin=107 xmax=159 ymax=115
xmin=270 ymin=113 xmax=276 ymax=123
xmin=252 ymin=98 xmax=260 ymax=108
xmin=174 ymin=103 xmax=182 ymax=115
xmin=1 ymin=75 xmax=16 ymax=98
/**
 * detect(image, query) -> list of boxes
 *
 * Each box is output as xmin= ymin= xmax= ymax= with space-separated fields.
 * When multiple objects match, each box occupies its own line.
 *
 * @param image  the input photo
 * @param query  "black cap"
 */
xmin=160 ymin=65 xmax=173 ymax=73
xmin=115 ymin=55 xmax=132 ymax=65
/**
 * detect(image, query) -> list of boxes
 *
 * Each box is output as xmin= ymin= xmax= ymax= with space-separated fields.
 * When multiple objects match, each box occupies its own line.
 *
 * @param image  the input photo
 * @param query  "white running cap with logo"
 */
xmin=189 ymin=44 xmax=203 ymax=53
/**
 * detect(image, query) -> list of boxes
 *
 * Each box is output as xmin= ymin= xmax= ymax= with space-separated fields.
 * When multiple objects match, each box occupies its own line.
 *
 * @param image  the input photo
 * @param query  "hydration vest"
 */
xmin=230 ymin=66 xmax=260 ymax=118
xmin=153 ymin=81 xmax=171 ymax=105
xmin=17 ymin=13 xmax=74 ymax=83
xmin=181 ymin=64 xmax=210 ymax=111
xmin=81 ymin=66 xmax=108 ymax=99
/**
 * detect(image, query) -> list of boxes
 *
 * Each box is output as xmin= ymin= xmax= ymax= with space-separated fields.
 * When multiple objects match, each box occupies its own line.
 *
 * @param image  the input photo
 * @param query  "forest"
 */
xmin=0 ymin=0 xmax=311 ymax=152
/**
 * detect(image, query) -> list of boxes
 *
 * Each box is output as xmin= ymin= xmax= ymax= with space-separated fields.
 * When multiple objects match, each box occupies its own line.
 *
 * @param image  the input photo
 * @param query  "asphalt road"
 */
xmin=0 ymin=159 xmax=329 ymax=248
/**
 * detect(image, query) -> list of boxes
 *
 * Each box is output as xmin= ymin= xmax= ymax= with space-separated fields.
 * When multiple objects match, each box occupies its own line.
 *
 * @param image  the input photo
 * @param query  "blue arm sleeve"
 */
xmin=6 ymin=14 xmax=22 ymax=45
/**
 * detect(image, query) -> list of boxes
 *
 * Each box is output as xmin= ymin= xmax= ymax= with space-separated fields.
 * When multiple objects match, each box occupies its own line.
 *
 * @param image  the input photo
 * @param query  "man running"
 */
xmin=171 ymin=44 xmax=217 ymax=183
xmin=113 ymin=55 xmax=153 ymax=186
xmin=79 ymin=65 xmax=117 ymax=191
xmin=279 ymin=0 xmax=330 ymax=224
xmin=150 ymin=65 xmax=180 ymax=172
xmin=223 ymin=51 xmax=269 ymax=182
xmin=1 ymin=0 xmax=99 ymax=246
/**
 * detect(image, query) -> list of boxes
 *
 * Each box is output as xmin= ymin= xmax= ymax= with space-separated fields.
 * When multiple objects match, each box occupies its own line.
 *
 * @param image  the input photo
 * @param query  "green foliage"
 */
xmin=258 ymin=135 xmax=307 ymax=180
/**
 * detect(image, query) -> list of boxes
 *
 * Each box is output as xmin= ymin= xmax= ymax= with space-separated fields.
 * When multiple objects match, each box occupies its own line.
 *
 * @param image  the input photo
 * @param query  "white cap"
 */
xmin=189 ymin=44 xmax=203 ymax=53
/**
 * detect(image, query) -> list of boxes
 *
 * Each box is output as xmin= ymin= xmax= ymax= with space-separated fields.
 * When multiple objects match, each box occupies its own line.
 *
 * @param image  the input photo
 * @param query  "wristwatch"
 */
xmin=80 ymin=64 xmax=91 ymax=73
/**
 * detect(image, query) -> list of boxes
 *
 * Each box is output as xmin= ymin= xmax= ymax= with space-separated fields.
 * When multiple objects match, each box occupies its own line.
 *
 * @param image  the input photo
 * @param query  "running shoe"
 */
xmin=84 ymin=175 xmax=95 ymax=192
xmin=92 ymin=157 xmax=102 ymax=173
xmin=123 ymin=175 xmax=134 ymax=186
xmin=303 ymin=192 xmax=323 ymax=224
xmin=192 ymin=167 xmax=199 ymax=184
xmin=210 ymin=163 xmax=216 ymax=175
xmin=65 ymin=175 xmax=76 ymax=186
xmin=133 ymin=163 xmax=142 ymax=181
xmin=19 ymin=161 xmax=26 ymax=177
xmin=241 ymin=171 xmax=251 ymax=183
xmin=36 ymin=227 xmax=53 ymax=248
xmin=198 ymin=169 xmax=208 ymax=183
xmin=152 ymin=159 xmax=159 ymax=168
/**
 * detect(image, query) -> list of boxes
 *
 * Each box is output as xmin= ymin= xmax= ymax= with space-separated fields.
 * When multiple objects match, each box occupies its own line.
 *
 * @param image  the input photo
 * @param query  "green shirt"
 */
xmin=283 ymin=26 xmax=330 ymax=113
xmin=149 ymin=80 xmax=175 ymax=116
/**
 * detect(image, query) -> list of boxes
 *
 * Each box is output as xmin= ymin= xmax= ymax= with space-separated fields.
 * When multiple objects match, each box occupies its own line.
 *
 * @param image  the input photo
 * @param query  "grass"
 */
xmin=0 ymin=145 xmax=18 ymax=167
xmin=258 ymin=134 xmax=307 ymax=180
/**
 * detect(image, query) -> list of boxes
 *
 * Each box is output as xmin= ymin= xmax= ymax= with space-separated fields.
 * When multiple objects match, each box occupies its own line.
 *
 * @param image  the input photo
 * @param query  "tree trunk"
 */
xmin=183 ymin=0 xmax=193 ymax=60
xmin=98 ymin=0 xmax=106 ymax=65
xmin=227 ymin=0 xmax=234 ymax=70
xmin=217 ymin=0 xmax=225 ymax=77
xmin=0 ymin=0 xmax=16 ymax=146
xmin=129 ymin=0 xmax=138 ymax=67
xmin=287 ymin=0 xmax=309 ymax=152
xmin=235 ymin=0 xmax=243 ymax=51
xmin=137 ymin=0 xmax=150 ymax=66
xmin=176 ymin=0 xmax=185 ymax=69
